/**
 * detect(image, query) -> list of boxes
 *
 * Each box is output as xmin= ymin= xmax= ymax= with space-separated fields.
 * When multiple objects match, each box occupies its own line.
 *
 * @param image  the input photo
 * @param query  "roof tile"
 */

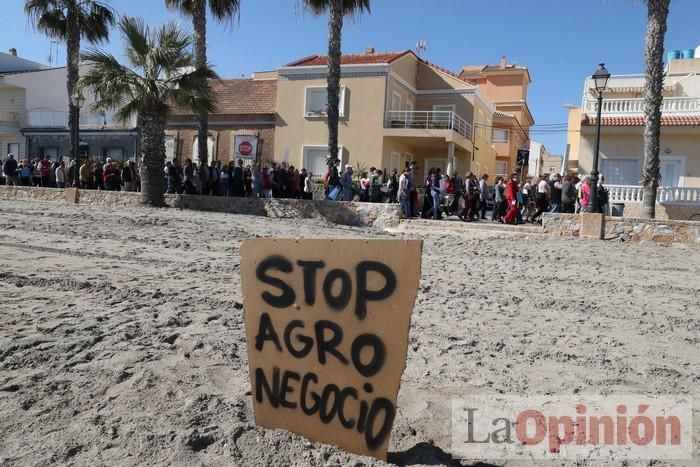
xmin=172 ymin=79 xmax=277 ymax=115
xmin=582 ymin=115 xmax=700 ymax=126
xmin=286 ymin=51 xmax=410 ymax=66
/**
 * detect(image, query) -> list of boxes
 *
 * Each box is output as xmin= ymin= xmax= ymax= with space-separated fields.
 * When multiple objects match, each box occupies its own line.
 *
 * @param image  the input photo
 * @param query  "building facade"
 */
xmin=274 ymin=49 xmax=499 ymax=181
xmin=568 ymin=57 xmax=700 ymax=188
xmin=0 ymin=62 xmax=138 ymax=162
xmin=459 ymin=56 xmax=533 ymax=177
xmin=165 ymin=77 xmax=277 ymax=166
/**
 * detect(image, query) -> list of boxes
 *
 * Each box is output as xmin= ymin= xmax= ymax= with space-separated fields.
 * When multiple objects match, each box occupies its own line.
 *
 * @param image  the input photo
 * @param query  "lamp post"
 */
xmin=588 ymin=63 xmax=610 ymax=213
xmin=69 ymin=90 xmax=85 ymax=187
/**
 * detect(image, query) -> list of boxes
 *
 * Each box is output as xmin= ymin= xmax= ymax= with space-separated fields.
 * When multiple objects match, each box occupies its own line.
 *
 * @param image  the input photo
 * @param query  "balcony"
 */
xmin=27 ymin=110 xmax=114 ymax=128
xmin=608 ymin=185 xmax=700 ymax=204
xmin=384 ymin=111 xmax=472 ymax=140
xmin=583 ymin=96 xmax=700 ymax=116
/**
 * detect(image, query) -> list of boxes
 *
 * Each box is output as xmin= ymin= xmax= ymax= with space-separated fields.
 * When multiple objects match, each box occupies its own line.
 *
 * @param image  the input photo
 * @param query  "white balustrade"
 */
xmin=384 ymin=110 xmax=472 ymax=139
xmin=583 ymin=97 xmax=700 ymax=116
xmin=607 ymin=184 xmax=700 ymax=204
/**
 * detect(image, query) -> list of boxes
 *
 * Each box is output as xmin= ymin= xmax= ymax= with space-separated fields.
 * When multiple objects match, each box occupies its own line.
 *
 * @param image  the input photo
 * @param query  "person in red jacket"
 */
xmin=503 ymin=172 xmax=520 ymax=225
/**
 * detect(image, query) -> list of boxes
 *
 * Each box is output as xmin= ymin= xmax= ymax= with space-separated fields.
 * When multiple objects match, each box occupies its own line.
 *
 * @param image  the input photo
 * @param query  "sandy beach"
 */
xmin=0 ymin=198 xmax=698 ymax=466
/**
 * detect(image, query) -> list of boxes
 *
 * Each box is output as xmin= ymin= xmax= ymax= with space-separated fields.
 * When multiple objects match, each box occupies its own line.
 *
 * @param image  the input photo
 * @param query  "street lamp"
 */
xmin=589 ymin=63 xmax=610 ymax=213
xmin=69 ymin=90 xmax=86 ymax=187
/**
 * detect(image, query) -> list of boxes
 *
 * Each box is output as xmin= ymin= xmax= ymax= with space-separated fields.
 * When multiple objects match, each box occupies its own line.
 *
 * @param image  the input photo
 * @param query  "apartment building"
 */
xmin=568 ymin=57 xmax=700 ymax=189
xmin=165 ymin=77 xmax=277 ymax=165
xmin=274 ymin=49 xmax=498 ymax=181
xmin=0 ymin=57 xmax=137 ymax=161
xmin=459 ymin=56 xmax=533 ymax=177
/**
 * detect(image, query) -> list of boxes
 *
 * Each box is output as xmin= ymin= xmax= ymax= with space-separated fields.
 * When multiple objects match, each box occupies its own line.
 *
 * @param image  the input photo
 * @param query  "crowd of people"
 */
xmin=162 ymin=159 xmax=316 ymax=199
xmin=1 ymin=153 xmax=139 ymax=191
xmin=392 ymin=161 xmax=609 ymax=224
xmin=3 ymin=152 xmax=608 ymax=225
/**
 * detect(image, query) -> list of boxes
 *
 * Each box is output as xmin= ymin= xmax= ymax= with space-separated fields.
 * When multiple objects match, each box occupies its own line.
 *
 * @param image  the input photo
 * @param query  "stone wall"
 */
xmin=616 ymin=202 xmax=697 ymax=222
xmin=0 ymin=186 xmax=401 ymax=230
xmin=542 ymin=212 xmax=700 ymax=247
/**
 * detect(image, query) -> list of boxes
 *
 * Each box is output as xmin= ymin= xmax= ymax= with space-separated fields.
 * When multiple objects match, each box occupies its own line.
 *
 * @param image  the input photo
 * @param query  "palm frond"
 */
xmin=165 ymin=0 xmax=194 ymax=15
xmin=25 ymin=0 xmax=67 ymax=39
xmin=79 ymin=1 xmax=116 ymax=44
xmin=208 ymin=0 xmax=240 ymax=24
xmin=119 ymin=16 xmax=149 ymax=69
xmin=301 ymin=0 xmax=371 ymax=16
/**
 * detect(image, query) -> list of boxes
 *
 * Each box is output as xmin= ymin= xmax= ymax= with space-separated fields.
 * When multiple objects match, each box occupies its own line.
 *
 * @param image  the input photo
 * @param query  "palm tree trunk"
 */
xmin=66 ymin=4 xmax=81 ymax=166
xmin=139 ymin=112 xmax=167 ymax=206
xmin=193 ymin=0 xmax=209 ymax=193
xmin=325 ymin=0 xmax=343 ymax=167
xmin=641 ymin=0 xmax=670 ymax=219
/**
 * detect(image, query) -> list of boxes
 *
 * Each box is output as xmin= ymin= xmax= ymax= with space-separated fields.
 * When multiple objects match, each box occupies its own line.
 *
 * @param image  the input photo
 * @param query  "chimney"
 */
xmin=9 ymin=48 xmax=17 ymax=57
xmin=365 ymin=47 xmax=375 ymax=55
xmin=500 ymin=55 xmax=507 ymax=69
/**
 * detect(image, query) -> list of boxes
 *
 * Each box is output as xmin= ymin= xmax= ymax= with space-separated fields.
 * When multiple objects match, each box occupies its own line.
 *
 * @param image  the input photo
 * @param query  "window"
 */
xmin=391 ymin=92 xmax=402 ymax=112
xmin=495 ymin=161 xmax=507 ymax=177
xmin=42 ymin=147 xmax=59 ymax=160
xmin=601 ymin=159 xmax=639 ymax=185
xmin=305 ymin=86 xmax=345 ymax=117
xmin=492 ymin=128 xmax=510 ymax=143
xmin=303 ymin=146 xmax=331 ymax=178
xmin=432 ymin=104 xmax=455 ymax=125
xmin=7 ymin=143 xmax=19 ymax=156
xmin=165 ymin=136 xmax=175 ymax=162
xmin=106 ymin=147 xmax=124 ymax=160
xmin=192 ymin=136 xmax=215 ymax=161
xmin=390 ymin=152 xmax=400 ymax=172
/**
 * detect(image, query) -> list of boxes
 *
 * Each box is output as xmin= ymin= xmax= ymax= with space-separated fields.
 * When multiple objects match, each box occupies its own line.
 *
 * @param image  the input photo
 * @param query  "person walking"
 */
xmin=503 ymin=172 xmax=520 ymax=225
xmin=398 ymin=167 xmax=411 ymax=218
xmin=19 ymin=160 xmax=33 ymax=186
xmin=340 ymin=164 xmax=354 ymax=202
xmin=3 ymin=154 xmax=19 ymax=186
xmin=55 ymin=160 xmax=67 ymax=188
xmin=388 ymin=168 xmax=399 ymax=203
xmin=532 ymin=174 xmax=551 ymax=222
xmin=37 ymin=155 xmax=52 ymax=187
xmin=479 ymin=174 xmax=490 ymax=219
xmin=430 ymin=168 xmax=442 ymax=220
xmin=303 ymin=171 xmax=314 ymax=200
xmin=561 ymin=175 xmax=576 ymax=213
xmin=491 ymin=177 xmax=506 ymax=221
xmin=549 ymin=173 xmax=563 ymax=213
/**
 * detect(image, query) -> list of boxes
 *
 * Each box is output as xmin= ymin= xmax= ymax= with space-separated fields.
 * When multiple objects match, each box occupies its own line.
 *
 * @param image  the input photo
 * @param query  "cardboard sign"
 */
xmin=240 ymin=238 xmax=422 ymax=460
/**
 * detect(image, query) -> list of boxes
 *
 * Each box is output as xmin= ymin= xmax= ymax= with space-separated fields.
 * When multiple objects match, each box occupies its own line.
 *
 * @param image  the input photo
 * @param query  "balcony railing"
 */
xmin=384 ymin=111 xmax=472 ymax=140
xmin=27 ymin=110 xmax=114 ymax=128
xmin=608 ymin=184 xmax=700 ymax=204
xmin=583 ymin=97 xmax=700 ymax=116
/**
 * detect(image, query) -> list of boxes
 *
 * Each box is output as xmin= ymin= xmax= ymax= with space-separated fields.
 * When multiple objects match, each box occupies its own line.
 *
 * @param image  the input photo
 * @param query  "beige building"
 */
xmin=165 ymin=77 xmax=277 ymax=165
xmin=274 ymin=49 xmax=499 ymax=181
xmin=459 ymin=56 xmax=533 ymax=177
xmin=568 ymin=58 xmax=700 ymax=189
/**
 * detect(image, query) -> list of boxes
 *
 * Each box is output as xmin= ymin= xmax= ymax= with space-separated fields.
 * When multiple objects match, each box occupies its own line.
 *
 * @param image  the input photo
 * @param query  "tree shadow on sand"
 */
xmin=388 ymin=442 xmax=500 ymax=467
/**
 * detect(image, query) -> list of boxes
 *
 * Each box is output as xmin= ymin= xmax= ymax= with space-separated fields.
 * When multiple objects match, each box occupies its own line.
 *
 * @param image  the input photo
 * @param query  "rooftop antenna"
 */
xmin=416 ymin=40 xmax=427 ymax=57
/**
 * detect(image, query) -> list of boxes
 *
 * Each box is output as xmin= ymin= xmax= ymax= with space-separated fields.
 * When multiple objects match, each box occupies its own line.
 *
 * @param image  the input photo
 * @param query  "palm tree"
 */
xmin=25 ymin=0 xmax=115 ymax=161
xmin=165 ymin=0 xmax=240 ymax=189
xmin=80 ymin=16 xmax=217 ymax=206
xmin=301 ymin=0 xmax=370 ymax=168
xmin=641 ymin=0 xmax=671 ymax=218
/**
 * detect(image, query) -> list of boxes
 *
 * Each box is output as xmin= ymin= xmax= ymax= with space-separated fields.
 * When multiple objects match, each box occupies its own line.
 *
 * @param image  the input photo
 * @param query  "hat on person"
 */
xmin=345 ymin=164 xmax=352 ymax=169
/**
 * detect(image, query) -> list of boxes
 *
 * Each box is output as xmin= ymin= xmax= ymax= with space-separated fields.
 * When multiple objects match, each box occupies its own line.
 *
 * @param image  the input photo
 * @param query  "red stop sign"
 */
xmin=239 ymin=141 xmax=253 ymax=156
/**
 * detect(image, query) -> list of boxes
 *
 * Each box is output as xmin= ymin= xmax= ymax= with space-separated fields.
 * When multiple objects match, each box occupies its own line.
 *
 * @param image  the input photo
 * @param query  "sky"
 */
xmin=3 ymin=0 xmax=700 ymax=155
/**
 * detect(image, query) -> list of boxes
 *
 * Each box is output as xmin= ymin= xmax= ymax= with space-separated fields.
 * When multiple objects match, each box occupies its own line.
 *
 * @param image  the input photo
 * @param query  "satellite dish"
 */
xmin=416 ymin=40 xmax=427 ymax=56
